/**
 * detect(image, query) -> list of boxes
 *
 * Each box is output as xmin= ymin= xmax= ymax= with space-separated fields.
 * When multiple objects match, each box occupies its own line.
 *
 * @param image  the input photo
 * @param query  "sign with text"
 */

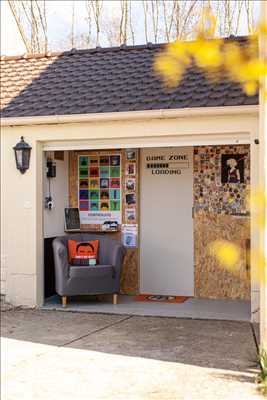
xmin=145 ymin=152 xmax=189 ymax=175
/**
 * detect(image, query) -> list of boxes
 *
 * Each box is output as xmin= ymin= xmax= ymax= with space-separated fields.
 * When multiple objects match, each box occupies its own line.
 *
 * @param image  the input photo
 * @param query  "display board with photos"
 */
xmin=78 ymin=154 xmax=121 ymax=225
xmin=69 ymin=149 xmax=139 ymax=292
xmin=123 ymin=149 xmax=138 ymax=247
xmin=124 ymin=149 xmax=137 ymax=224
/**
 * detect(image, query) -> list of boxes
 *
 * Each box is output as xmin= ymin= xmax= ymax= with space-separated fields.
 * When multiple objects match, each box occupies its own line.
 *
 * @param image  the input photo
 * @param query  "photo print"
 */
xmin=110 ymin=189 xmax=120 ymax=200
xmin=110 ymin=166 xmax=120 ymax=178
xmin=90 ymin=157 xmax=99 ymax=165
xmin=100 ymin=156 xmax=109 ymax=165
xmin=100 ymin=201 xmax=109 ymax=211
xmin=79 ymin=190 xmax=89 ymax=200
xmin=89 ymin=178 xmax=99 ymax=189
xmin=79 ymin=156 xmax=88 ymax=167
xmin=100 ymin=190 xmax=109 ymax=200
xmin=125 ymin=208 xmax=136 ymax=222
xmin=110 ymin=178 xmax=120 ymax=188
xmin=90 ymin=167 xmax=99 ymax=177
xmin=126 ymin=178 xmax=136 ymax=191
xmin=123 ymin=233 xmax=136 ymax=247
xmin=110 ymin=200 xmax=120 ymax=211
xmin=125 ymin=193 xmax=136 ymax=206
xmin=100 ymin=178 xmax=109 ymax=189
xmin=79 ymin=179 xmax=88 ymax=188
xmin=90 ymin=190 xmax=99 ymax=200
xmin=80 ymin=169 xmax=88 ymax=178
xmin=100 ymin=166 xmax=109 ymax=178
xmin=110 ymin=155 xmax=120 ymax=166
xmin=126 ymin=149 xmax=136 ymax=161
xmin=79 ymin=201 xmax=89 ymax=211
xmin=221 ymin=154 xmax=246 ymax=184
xmin=122 ymin=224 xmax=138 ymax=248
xmin=90 ymin=201 xmax=99 ymax=211
xmin=126 ymin=163 xmax=136 ymax=176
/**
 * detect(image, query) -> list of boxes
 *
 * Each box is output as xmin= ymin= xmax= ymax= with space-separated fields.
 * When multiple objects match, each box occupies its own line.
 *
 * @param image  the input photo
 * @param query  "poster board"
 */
xmin=78 ymin=154 xmax=122 ymax=225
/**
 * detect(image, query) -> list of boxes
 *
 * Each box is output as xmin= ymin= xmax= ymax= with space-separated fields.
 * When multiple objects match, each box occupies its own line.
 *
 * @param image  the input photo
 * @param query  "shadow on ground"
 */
xmin=1 ymin=309 xmax=258 ymax=372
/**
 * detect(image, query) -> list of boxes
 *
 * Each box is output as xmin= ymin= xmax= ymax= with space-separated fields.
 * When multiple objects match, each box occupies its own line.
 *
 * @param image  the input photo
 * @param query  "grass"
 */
xmin=258 ymin=350 xmax=267 ymax=397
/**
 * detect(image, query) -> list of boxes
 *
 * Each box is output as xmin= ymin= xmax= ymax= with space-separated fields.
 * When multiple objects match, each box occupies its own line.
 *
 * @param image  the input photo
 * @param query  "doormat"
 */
xmin=134 ymin=294 xmax=189 ymax=303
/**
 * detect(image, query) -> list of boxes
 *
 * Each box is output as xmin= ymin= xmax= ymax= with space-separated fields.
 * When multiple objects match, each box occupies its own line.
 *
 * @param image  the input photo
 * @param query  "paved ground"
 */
xmin=1 ymin=309 xmax=262 ymax=400
xmin=44 ymin=294 xmax=251 ymax=321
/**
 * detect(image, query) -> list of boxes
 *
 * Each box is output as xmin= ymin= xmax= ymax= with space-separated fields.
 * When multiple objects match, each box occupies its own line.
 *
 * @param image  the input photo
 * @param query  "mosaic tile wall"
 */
xmin=194 ymin=145 xmax=250 ymax=215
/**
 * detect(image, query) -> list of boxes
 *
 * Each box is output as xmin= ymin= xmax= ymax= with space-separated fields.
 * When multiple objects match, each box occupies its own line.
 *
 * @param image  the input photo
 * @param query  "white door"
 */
xmin=140 ymin=147 xmax=194 ymax=296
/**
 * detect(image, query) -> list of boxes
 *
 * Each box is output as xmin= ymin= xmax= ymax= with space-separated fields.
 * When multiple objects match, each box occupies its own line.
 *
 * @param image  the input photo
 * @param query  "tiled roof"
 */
xmin=0 ymin=36 xmax=258 ymax=118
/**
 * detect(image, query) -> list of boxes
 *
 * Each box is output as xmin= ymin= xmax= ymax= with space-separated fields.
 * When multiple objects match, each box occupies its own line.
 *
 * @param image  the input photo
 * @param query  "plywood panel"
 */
xmin=194 ymin=211 xmax=250 ymax=300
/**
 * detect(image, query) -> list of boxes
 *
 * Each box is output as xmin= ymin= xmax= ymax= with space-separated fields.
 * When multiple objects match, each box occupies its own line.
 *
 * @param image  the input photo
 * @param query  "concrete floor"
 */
xmin=1 ymin=309 xmax=261 ymax=400
xmin=43 ymin=294 xmax=251 ymax=321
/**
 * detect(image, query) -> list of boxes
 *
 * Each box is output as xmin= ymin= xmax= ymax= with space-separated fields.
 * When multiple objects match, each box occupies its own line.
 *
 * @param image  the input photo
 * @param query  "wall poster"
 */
xmin=221 ymin=154 xmax=246 ymax=184
xmin=78 ymin=154 xmax=122 ymax=225
xmin=122 ymin=224 xmax=138 ymax=248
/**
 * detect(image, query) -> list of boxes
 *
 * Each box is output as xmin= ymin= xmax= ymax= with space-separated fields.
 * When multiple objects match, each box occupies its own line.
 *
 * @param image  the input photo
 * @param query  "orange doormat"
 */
xmin=134 ymin=294 xmax=189 ymax=303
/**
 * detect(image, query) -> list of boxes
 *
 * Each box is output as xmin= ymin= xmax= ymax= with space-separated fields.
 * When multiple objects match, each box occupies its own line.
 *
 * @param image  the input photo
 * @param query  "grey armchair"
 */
xmin=52 ymin=233 xmax=126 ymax=307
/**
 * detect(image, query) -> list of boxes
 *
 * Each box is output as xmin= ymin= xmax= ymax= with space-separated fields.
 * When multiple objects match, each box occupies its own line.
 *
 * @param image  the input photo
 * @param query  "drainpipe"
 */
xmin=259 ymin=1 xmax=267 ymax=351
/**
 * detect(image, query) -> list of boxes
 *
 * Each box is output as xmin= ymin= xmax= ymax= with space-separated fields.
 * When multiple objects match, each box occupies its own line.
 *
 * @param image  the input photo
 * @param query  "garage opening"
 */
xmin=43 ymin=144 xmax=251 ymax=321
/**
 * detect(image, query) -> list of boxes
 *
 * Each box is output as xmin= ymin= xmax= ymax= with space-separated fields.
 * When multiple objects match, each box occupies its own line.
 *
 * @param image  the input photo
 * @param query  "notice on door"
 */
xmin=146 ymin=153 xmax=189 ymax=175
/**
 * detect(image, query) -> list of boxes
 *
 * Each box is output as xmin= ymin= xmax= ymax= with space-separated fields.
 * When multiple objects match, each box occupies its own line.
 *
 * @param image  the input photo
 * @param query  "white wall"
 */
xmin=0 ymin=112 xmax=259 ymax=309
xmin=43 ymin=152 xmax=69 ymax=238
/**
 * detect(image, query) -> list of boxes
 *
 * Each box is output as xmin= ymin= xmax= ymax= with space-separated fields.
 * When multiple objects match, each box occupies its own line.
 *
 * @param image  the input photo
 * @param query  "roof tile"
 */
xmin=1 ymin=37 xmax=258 ymax=118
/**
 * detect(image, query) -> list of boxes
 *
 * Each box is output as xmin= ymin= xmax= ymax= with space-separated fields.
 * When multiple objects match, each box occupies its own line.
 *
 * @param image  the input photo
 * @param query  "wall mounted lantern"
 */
xmin=13 ymin=136 xmax=32 ymax=174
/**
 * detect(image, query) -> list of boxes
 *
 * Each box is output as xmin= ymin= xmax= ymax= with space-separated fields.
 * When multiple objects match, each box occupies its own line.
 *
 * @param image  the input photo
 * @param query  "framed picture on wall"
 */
xmin=126 ymin=178 xmax=136 ymax=191
xmin=221 ymin=154 xmax=246 ymax=184
xmin=126 ymin=163 xmax=136 ymax=176
xmin=126 ymin=149 xmax=136 ymax=160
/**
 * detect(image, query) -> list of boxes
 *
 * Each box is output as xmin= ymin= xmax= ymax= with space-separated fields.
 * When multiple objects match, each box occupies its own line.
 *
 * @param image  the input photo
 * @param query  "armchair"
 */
xmin=52 ymin=233 xmax=126 ymax=307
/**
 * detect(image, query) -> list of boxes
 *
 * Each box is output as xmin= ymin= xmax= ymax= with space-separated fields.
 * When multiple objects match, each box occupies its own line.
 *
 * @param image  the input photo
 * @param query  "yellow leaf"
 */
xmin=209 ymin=240 xmax=241 ymax=270
xmin=197 ymin=7 xmax=217 ymax=39
xmin=250 ymin=190 xmax=267 ymax=210
xmin=250 ymin=249 xmax=266 ymax=282
xmin=194 ymin=40 xmax=223 ymax=69
xmin=154 ymin=55 xmax=184 ymax=87
xmin=258 ymin=21 xmax=267 ymax=36
xmin=223 ymin=43 xmax=242 ymax=70
xmin=243 ymin=81 xmax=258 ymax=96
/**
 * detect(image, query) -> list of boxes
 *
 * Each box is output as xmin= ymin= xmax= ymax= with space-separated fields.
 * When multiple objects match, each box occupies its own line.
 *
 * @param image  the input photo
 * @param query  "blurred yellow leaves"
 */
xmin=208 ymin=240 xmax=241 ymax=271
xmin=196 ymin=7 xmax=217 ymax=39
xmin=154 ymin=8 xmax=267 ymax=96
xmin=249 ymin=190 xmax=266 ymax=230
xmin=154 ymin=8 xmax=267 ymax=283
xmin=209 ymin=192 xmax=266 ymax=280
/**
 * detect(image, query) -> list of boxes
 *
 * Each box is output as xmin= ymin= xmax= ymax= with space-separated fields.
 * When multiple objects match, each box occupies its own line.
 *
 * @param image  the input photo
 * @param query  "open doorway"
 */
xmin=42 ymin=145 xmax=251 ymax=321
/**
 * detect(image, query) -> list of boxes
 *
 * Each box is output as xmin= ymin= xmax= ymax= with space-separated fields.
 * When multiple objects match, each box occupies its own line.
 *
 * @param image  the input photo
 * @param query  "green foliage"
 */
xmin=258 ymin=350 xmax=267 ymax=397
